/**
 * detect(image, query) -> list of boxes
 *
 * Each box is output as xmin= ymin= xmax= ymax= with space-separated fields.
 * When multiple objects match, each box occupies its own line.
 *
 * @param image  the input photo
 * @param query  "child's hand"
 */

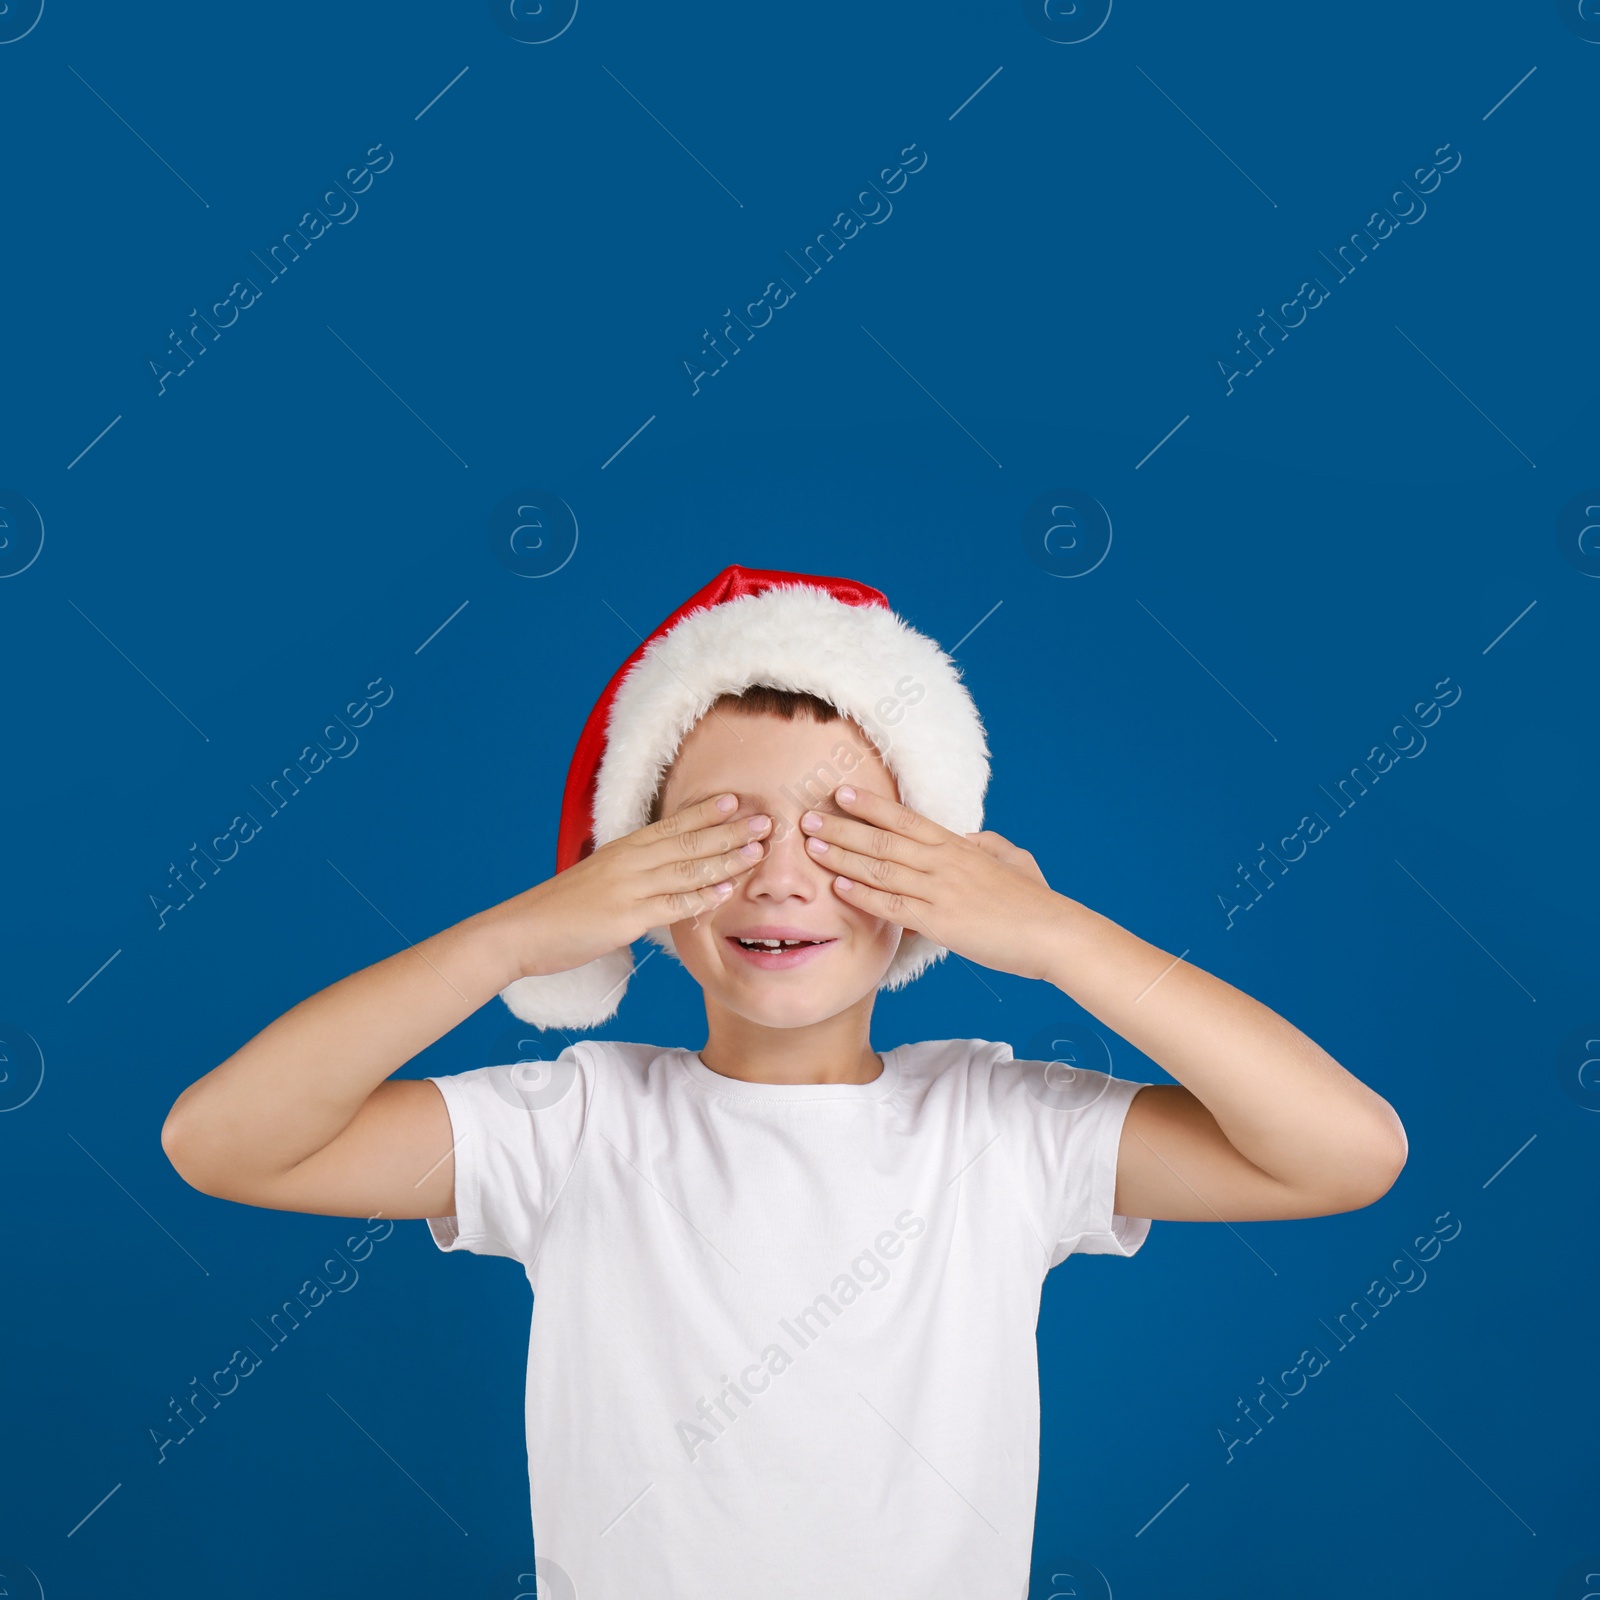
xmin=506 ymin=793 xmax=772 ymax=978
xmin=798 ymin=787 xmax=1069 ymax=982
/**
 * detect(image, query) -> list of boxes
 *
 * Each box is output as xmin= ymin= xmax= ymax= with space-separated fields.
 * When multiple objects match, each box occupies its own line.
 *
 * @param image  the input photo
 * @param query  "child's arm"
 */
xmin=798 ymin=787 xmax=1408 ymax=1222
xmin=1036 ymin=897 xmax=1407 ymax=1222
xmin=162 ymin=912 xmax=520 ymax=1221
xmin=160 ymin=794 xmax=773 ymax=1219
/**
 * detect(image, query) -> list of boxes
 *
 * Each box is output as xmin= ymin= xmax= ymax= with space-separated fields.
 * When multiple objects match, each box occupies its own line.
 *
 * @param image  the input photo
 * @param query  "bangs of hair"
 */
xmin=711 ymin=684 xmax=841 ymax=724
xmin=647 ymin=685 xmax=842 ymax=823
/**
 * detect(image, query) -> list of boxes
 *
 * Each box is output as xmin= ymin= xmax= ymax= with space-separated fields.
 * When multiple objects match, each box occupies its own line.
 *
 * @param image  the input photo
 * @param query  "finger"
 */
xmin=657 ymin=875 xmax=742 ymax=923
xmin=805 ymin=835 xmax=926 ymax=898
xmin=644 ymin=790 xmax=749 ymax=838
xmin=644 ymin=804 xmax=773 ymax=867
xmin=832 ymin=785 xmax=953 ymax=846
xmin=798 ymin=806 xmax=935 ymax=868
xmin=645 ymin=833 xmax=770 ymax=910
xmin=828 ymin=871 xmax=933 ymax=933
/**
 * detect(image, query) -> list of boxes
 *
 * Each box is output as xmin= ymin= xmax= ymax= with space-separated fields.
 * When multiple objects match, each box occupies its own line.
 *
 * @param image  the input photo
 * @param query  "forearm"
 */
xmin=162 ymin=902 xmax=524 ymax=1187
xmin=1041 ymin=896 xmax=1406 ymax=1198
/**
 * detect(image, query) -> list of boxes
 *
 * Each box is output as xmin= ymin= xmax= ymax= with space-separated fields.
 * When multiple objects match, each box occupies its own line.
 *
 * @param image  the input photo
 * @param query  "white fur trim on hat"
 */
xmin=500 ymin=581 xmax=990 ymax=1029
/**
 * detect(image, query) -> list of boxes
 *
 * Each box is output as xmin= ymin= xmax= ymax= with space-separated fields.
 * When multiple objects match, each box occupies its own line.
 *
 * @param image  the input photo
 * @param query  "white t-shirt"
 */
xmin=427 ymin=1037 xmax=1152 ymax=1599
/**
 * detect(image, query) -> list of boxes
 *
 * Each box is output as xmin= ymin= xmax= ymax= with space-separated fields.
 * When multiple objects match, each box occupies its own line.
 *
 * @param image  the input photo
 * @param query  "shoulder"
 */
xmin=907 ymin=1038 xmax=1143 ymax=1123
xmin=570 ymin=1039 xmax=675 ymax=1071
xmin=895 ymin=1037 xmax=1009 ymax=1069
xmin=891 ymin=1037 xmax=1013 ymax=1098
xmin=430 ymin=1039 xmax=677 ymax=1112
xmin=564 ymin=1038 xmax=691 ymax=1105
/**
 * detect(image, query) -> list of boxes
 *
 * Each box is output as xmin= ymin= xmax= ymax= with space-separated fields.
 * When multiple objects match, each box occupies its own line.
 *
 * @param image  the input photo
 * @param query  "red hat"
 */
xmin=501 ymin=564 xmax=990 ymax=1030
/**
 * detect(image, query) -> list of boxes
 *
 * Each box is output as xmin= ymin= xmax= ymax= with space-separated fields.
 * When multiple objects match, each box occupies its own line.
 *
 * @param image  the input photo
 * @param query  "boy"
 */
xmin=161 ymin=565 xmax=1407 ymax=1597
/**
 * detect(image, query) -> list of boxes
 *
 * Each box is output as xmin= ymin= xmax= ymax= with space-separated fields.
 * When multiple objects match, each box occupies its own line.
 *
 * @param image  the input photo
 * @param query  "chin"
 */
xmin=716 ymin=982 xmax=869 ymax=1030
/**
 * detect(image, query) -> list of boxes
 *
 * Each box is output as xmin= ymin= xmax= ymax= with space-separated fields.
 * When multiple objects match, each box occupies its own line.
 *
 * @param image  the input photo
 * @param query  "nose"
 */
xmin=740 ymin=809 xmax=826 ymax=903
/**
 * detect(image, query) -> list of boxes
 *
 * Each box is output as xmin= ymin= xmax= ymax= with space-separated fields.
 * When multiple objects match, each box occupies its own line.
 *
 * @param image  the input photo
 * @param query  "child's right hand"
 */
xmin=500 ymin=793 xmax=773 ymax=978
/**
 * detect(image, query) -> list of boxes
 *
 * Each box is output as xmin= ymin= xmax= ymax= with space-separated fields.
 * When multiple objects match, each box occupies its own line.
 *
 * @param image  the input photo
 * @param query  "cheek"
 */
xmin=668 ymin=914 xmax=718 ymax=966
xmin=858 ymin=911 xmax=902 ymax=956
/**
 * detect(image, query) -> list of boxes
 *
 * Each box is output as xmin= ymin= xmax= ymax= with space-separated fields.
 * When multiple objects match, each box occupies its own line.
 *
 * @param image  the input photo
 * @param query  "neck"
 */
xmin=697 ymin=992 xmax=883 ymax=1086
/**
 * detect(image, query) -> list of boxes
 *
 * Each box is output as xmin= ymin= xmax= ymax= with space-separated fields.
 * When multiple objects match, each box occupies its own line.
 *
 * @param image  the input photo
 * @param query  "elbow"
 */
xmin=161 ymin=1084 xmax=287 ymax=1205
xmin=1274 ymin=1103 xmax=1409 ymax=1218
xmin=1343 ymin=1107 xmax=1409 ymax=1210
xmin=160 ymin=1095 xmax=220 ymax=1196
xmin=160 ymin=1104 xmax=199 ymax=1189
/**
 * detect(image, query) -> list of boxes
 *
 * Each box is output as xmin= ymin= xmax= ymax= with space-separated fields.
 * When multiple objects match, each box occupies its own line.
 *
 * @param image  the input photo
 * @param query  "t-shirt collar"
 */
xmin=673 ymin=1045 xmax=904 ymax=1102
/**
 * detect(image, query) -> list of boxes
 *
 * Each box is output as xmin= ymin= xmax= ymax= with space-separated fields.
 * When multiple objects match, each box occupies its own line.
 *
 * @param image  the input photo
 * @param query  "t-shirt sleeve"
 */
xmin=986 ymin=1049 xmax=1154 ymax=1270
xmin=424 ymin=1045 xmax=596 ymax=1266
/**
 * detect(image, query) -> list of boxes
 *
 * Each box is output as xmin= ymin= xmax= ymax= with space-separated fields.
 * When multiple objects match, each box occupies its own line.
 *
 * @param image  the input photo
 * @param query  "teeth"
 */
xmin=737 ymin=938 xmax=816 ymax=949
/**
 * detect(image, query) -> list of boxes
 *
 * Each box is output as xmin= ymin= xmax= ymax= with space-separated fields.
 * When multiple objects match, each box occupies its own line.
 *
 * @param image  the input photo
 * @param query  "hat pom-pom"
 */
xmin=498 ymin=946 xmax=636 ymax=1031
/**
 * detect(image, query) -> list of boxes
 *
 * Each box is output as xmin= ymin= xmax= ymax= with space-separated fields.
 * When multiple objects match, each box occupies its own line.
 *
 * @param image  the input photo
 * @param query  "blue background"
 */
xmin=2 ymin=2 xmax=1595 ymax=1595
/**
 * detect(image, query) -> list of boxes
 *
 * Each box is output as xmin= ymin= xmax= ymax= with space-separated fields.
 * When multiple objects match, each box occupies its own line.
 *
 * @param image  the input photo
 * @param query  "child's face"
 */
xmin=657 ymin=708 xmax=904 ymax=1029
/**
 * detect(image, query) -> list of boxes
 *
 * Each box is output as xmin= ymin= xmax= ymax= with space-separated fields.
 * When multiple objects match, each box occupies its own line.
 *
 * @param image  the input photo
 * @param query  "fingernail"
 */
xmin=716 ymin=794 xmax=738 ymax=812
xmin=834 ymin=875 xmax=852 ymax=891
xmin=740 ymin=841 xmax=762 ymax=859
xmin=807 ymin=836 xmax=828 ymax=854
xmin=800 ymin=811 xmax=822 ymax=831
xmin=837 ymin=786 xmax=855 ymax=803
xmin=712 ymin=880 xmax=733 ymax=894
xmin=748 ymin=814 xmax=771 ymax=832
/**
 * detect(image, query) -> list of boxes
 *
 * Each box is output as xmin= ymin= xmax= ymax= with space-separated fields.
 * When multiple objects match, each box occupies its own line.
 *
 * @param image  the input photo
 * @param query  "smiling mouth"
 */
xmin=729 ymin=937 xmax=834 ymax=951
xmin=723 ymin=934 xmax=838 ymax=972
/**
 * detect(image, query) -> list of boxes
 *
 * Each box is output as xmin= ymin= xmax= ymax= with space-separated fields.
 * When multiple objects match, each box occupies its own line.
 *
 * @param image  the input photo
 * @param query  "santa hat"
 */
xmin=500 ymin=564 xmax=991 ymax=1030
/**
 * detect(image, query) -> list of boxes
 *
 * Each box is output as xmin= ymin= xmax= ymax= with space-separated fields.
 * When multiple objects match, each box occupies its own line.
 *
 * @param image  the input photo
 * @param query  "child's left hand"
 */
xmin=800 ymin=786 xmax=1071 ymax=982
